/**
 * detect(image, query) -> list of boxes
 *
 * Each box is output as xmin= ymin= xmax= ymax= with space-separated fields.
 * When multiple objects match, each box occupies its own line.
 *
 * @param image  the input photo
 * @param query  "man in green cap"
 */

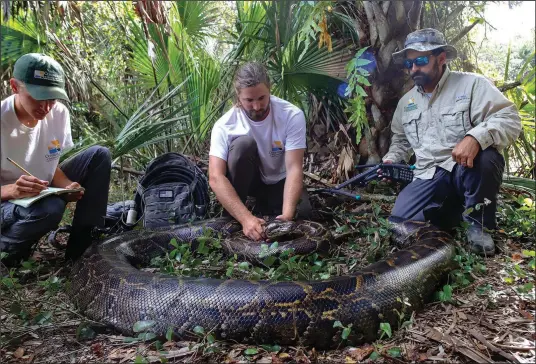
xmin=382 ymin=29 xmax=521 ymax=256
xmin=1 ymin=53 xmax=112 ymax=265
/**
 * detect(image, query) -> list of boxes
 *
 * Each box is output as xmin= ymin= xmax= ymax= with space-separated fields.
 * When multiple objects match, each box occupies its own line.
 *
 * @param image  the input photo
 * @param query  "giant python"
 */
xmin=68 ymin=217 xmax=457 ymax=348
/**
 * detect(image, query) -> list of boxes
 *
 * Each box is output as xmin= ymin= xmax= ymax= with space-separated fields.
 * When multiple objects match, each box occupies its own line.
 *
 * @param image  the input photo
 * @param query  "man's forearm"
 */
xmin=51 ymin=167 xmax=72 ymax=188
xmin=281 ymin=168 xmax=302 ymax=218
xmin=210 ymin=175 xmax=253 ymax=224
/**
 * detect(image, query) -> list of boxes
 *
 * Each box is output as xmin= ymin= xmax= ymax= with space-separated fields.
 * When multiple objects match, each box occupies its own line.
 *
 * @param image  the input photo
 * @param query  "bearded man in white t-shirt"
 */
xmin=209 ymin=62 xmax=311 ymax=241
xmin=1 ymin=53 xmax=111 ymax=265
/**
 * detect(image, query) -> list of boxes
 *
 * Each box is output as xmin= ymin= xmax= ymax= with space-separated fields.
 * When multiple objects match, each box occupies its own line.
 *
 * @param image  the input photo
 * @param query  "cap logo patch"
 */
xmin=34 ymin=70 xmax=62 ymax=82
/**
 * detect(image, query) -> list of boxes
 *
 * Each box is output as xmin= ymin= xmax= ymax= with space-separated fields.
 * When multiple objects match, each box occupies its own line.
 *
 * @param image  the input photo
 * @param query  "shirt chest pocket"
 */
xmin=439 ymin=103 xmax=471 ymax=145
xmin=401 ymin=110 xmax=422 ymax=147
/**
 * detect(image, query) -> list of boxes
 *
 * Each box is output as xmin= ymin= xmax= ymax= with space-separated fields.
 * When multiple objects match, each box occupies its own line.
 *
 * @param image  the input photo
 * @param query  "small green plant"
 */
xmin=244 ymin=347 xmax=259 ymax=356
xmin=497 ymin=196 xmax=536 ymax=237
xmin=502 ymin=250 xmax=535 ymax=300
xmin=344 ymin=46 xmax=372 ymax=144
xmin=394 ymin=296 xmax=414 ymax=329
xmin=123 ymin=320 xmax=158 ymax=343
xmin=463 ymin=198 xmax=492 ymax=232
xmin=434 ymin=246 xmax=487 ymax=303
xmin=476 ymin=283 xmax=492 ymax=296
xmin=333 ymin=320 xmax=353 ymax=341
xmin=438 ymin=284 xmax=453 ymax=303
xmin=38 ymin=276 xmax=64 ymax=295
xmin=378 ymin=322 xmax=392 ymax=340
xmin=523 ymin=249 xmax=536 ymax=270
xmin=191 ymin=325 xmax=219 ymax=354
xmin=76 ymin=322 xmax=97 ymax=340
xmin=367 ymin=322 xmax=394 ymax=360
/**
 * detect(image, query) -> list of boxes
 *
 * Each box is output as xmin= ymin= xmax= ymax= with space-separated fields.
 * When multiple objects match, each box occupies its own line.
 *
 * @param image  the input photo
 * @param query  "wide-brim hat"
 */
xmin=392 ymin=28 xmax=458 ymax=64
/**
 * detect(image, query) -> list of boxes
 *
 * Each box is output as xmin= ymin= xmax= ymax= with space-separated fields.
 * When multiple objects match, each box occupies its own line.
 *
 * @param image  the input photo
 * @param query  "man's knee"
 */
xmin=86 ymin=145 xmax=112 ymax=165
xmin=474 ymin=148 xmax=504 ymax=174
xmin=391 ymin=182 xmax=422 ymax=219
xmin=390 ymin=172 xmax=451 ymax=221
xmin=1 ymin=197 xmax=65 ymax=259
xmin=229 ymin=136 xmax=257 ymax=157
xmin=21 ymin=196 xmax=66 ymax=228
xmin=227 ymin=136 xmax=259 ymax=173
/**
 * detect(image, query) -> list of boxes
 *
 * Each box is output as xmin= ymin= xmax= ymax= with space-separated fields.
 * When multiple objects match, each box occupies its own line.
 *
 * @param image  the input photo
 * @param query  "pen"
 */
xmin=6 ymin=157 xmax=35 ymax=177
xmin=6 ymin=157 xmax=48 ymax=190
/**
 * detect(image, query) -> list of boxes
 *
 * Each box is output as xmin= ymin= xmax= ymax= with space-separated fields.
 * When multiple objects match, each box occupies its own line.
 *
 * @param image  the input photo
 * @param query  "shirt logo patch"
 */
xmin=46 ymin=139 xmax=61 ymax=162
xmin=456 ymin=94 xmax=469 ymax=102
xmin=272 ymin=140 xmax=283 ymax=152
xmin=404 ymin=97 xmax=418 ymax=112
xmin=269 ymin=140 xmax=284 ymax=157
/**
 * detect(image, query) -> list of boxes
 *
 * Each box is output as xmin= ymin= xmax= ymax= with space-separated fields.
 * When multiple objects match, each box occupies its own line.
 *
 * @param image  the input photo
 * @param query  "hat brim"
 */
xmin=392 ymin=43 xmax=458 ymax=64
xmin=25 ymin=83 xmax=70 ymax=102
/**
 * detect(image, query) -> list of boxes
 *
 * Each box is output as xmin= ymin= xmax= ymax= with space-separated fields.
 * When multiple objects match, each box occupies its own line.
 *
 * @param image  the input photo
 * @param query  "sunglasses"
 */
xmin=403 ymin=55 xmax=432 ymax=69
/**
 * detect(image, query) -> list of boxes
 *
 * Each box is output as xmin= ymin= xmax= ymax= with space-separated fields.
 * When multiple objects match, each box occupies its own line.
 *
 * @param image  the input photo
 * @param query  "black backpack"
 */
xmin=132 ymin=153 xmax=210 ymax=229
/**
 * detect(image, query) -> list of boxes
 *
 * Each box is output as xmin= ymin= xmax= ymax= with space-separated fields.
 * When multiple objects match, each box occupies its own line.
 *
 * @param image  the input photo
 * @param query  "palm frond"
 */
xmin=174 ymin=1 xmax=217 ymax=48
xmin=1 ymin=16 xmax=44 ymax=68
xmin=114 ymin=76 xmax=192 ymax=158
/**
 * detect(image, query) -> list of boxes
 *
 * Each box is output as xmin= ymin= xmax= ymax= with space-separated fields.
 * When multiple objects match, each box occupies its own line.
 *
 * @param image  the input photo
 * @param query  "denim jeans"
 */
xmin=389 ymin=147 xmax=505 ymax=230
xmin=1 ymin=146 xmax=111 ymax=262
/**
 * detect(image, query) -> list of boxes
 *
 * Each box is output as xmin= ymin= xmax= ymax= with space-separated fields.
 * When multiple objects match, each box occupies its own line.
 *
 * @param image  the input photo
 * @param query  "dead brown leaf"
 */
xmin=512 ymin=253 xmax=524 ymax=261
xmin=278 ymin=352 xmax=291 ymax=360
xmin=347 ymin=345 xmax=374 ymax=361
xmin=418 ymin=352 xmax=428 ymax=361
xmin=163 ymin=341 xmax=176 ymax=349
xmin=224 ymin=348 xmax=243 ymax=363
xmin=270 ymin=353 xmax=284 ymax=364
xmin=337 ymin=144 xmax=356 ymax=181
xmin=519 ymin=308 xmax=534 ymax=321
xmin=14 ymin=347 xmax=24 ymax=358
xmin=256 ymin=355 xmax=272 ymax=364
xmin=119 ymin=352 xmax=137 ymax=363
xmin=91 ymin=342 xmax=104 ymax=357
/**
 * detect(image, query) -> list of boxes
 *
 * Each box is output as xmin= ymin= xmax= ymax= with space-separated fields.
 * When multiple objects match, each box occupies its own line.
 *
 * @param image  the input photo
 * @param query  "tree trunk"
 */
xmin=351 ymin=1 xmax=423 ymax=165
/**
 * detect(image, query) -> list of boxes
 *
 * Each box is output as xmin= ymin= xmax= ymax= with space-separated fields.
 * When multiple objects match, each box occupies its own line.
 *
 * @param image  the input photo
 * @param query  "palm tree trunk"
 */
xmin=352 ymin=1 xmax=423 ymax=164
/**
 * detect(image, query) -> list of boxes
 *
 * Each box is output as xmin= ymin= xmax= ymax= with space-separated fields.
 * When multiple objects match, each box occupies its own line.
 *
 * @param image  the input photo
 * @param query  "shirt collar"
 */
xmin=417 ymin=66 xmax=451 ymax=96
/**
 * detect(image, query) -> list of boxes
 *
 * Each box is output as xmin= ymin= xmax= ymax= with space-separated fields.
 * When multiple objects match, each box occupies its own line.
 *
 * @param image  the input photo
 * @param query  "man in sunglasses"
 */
xmin=382 ymin=28 xmax=521 ymax=256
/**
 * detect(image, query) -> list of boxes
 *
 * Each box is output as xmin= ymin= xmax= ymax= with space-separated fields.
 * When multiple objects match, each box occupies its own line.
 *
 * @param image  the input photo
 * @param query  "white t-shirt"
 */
xmin=1 ymin=95 xmax=74 ymax=185
xmin=209 ymin=95 xmax=306 ymax=184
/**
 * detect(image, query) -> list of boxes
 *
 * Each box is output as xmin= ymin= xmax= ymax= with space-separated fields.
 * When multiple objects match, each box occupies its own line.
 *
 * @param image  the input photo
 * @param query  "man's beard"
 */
xmin=411 ymin=71 xmax=433 ymax=86
xmin=246 ymin=108 xmax=268 ymax=121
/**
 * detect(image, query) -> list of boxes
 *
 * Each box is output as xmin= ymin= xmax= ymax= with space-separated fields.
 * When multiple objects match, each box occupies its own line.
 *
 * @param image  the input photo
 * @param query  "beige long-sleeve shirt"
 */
xmin=383 ymin=67 xmax=522 ymax=179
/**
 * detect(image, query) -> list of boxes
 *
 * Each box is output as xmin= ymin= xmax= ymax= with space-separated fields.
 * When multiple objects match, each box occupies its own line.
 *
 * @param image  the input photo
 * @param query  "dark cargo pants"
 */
xmin=389 ymin=148 xmax=505 ymax=230
xmin=1 ymin=146 xmax=111 ymax=263
xmin=226 ymin=135 xmax=311 ymax=218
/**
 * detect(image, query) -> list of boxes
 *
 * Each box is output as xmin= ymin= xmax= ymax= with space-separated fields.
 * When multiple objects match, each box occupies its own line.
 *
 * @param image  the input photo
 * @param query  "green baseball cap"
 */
xmin=13 ymin=53 xmax=69 ymax=102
